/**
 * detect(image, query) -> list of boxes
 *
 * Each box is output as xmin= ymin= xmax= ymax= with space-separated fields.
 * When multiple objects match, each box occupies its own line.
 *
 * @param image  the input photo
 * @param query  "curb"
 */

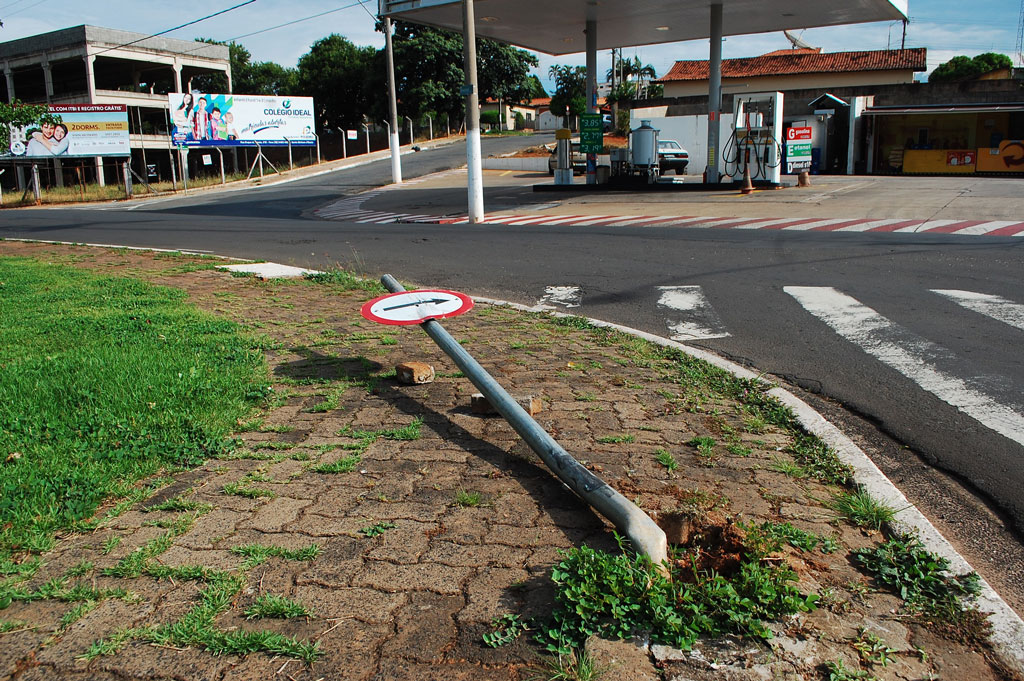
xmin=473 ymin=296 xmax=1024 ymax=675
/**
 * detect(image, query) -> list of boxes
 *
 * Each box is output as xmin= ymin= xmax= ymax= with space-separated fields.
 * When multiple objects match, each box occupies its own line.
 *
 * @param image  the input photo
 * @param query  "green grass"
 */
xmin=244 ymin=593 xmax=312 ymax=619
xmin=302 ymin=268 xmax=384 ymax=293
xmin=654 ymin=449 xmax=679 ymax=472
xmin=455 ymin=490 xmax=483 ymax=508
xmin=230 ymin=543 xmax=321 ymax=569
xmin=828 ymin=489 xmax=896 ymax=531
xmin=595 ymin=434 xmax=635 ymax=444
xmin=0 ymin=258 xmax=268 ymax=562
xmin=359 ymin=522 xmax=397 ymax=538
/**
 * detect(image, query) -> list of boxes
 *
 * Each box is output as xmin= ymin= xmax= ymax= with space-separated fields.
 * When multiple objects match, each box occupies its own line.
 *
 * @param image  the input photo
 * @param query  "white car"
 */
xmin=657 ymin=139 xmax=689 ymax=175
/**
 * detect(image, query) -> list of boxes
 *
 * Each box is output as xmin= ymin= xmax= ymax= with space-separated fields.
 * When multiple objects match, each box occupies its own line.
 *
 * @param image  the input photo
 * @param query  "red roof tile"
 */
xmin=655 ymin=48 xmax=926 ymax=83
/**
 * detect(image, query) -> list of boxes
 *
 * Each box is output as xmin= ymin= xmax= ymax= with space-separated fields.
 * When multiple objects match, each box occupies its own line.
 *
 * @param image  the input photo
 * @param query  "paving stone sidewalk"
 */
xmin=0 ymin=242 xmax=1015 ymax=681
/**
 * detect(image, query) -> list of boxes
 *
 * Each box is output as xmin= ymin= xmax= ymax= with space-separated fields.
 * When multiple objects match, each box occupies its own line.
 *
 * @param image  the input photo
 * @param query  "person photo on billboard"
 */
xmin=24 ymin=121 xmax=70 ymax=156
xmin=192 ymin=96 xmax=210 ymax=141
xmin=209 ymin=107 xmax=223 ymax=140
xmin=224 ymin=111 xmax=239 ymax=140
xmin=172 ymin=93 xmax=195 ymax=133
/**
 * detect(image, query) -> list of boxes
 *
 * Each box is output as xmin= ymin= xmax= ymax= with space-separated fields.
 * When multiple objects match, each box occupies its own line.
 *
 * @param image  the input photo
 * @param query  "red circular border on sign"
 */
xmin=360 ymin=289 xmax=474 ymax=326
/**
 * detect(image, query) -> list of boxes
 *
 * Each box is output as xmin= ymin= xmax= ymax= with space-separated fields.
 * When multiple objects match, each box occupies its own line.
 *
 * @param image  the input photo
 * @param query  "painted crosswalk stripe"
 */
xmin=656 ymin=286 xmax=730 ymax=341
xmin=785 ymin=286 xmax=1024 ymax=448
xmin=932 ymin=290 xmax=1024 ymax=332
xmin=538 ymin=285 xmax=582 ymax=308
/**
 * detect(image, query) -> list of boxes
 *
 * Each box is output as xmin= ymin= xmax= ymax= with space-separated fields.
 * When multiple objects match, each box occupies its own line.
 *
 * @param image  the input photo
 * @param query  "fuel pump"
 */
xmin=724 ymin=92 xmax=784 ymax=185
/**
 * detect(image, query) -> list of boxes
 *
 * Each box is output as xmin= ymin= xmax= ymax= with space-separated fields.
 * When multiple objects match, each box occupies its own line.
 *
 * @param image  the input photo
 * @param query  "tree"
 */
xmin=192 ymin=39 xmax=298 ymax=95
xmin=526 ymin=75 xmax=548 ymax=99
xmin=929 ymin=53 xmax=1013 ymax=83
xmin=547 ymin=65 xmax=587 ymax=124
xmin=477 ymin=40 xmax=539 ymax=105
xmin=297 ymin=34 xmax=376 ymax=131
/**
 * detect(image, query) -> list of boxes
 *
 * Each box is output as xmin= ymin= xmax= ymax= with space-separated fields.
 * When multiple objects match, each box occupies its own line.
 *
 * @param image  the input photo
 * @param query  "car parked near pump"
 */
xmin=548 ymin=142 xmax=588 ymax=175
xmin=657 ymin=139 xmax=689 ymax=175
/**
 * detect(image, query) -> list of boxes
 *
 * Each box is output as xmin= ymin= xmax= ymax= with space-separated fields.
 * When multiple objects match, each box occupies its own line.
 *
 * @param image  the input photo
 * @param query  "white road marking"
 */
xmin=799 ymin=181 xmax=868 ymax=202
xmin=656 ymin=285 xmax=730 ymax=341
xmin=785 ymin=286 xmax=1024 ymax=448
xmin=932 ymin=290 xmax=1024 ymax=332
xmin=537 ymin=285 xmax=582 ymax=309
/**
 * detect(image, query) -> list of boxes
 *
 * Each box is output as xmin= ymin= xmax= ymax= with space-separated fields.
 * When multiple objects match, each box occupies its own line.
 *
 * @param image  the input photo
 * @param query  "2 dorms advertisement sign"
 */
xmin=168 ymin=93 xmax=316 ymax=148
xmin=6 ymin=104 xmax=130 ymax=158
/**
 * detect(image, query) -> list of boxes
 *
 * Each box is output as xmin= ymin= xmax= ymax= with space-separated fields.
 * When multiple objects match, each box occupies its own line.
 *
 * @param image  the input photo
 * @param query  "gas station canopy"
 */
xmin=379 ymin=0 xmax=908 ymax=55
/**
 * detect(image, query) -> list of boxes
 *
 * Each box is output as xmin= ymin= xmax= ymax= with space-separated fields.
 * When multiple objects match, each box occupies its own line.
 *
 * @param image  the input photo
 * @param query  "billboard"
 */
xmin=6 ymin=104 xmax=130 ymax=158
xmin=168 ymin=93 xmax=316 ymax=147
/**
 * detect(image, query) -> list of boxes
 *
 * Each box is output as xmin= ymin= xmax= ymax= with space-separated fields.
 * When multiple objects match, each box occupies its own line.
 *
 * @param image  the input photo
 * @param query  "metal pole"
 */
xmin=123 ymin=161 xmax=132 ymax=198
xmin=384 ymin=15 xmax=403 ymax=184
xmin=342 ymin=130 xmax=347 ymax=159
xmin=31 ymin=164 xmax=41 ymax=204
xmin=287 ymin=138 xmax=294 ymax=171
xmin=406 ymin=116 xmax=413 ymax=145
xmin=314 ymin=132 xmax=321 ymax=164
xmin=707 ymin=3 xmax=723 ymax=184
xmin=462 ymin=0 xmax=485 ymax=222
xmin=217 ymin=148 xmax=225 ymax=184
xmin=169 ymin=149 xmax=177 ymax=191
xmin=0 ymin=168 xmax=4 ymax=205
xmin=362 ymin=123 xmax=370 ymax=155
xmin=427 ymin=114 xmax=433 ymax=140
xmin=379 ymin=274 xmax=668 ymax=566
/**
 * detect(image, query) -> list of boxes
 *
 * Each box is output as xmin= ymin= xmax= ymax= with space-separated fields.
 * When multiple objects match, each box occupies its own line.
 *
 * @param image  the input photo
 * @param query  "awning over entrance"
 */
xmin=379 ymin=0 xmax=908 ymax=55
xmin=865 ymin=104 xmax=1024 ymax=115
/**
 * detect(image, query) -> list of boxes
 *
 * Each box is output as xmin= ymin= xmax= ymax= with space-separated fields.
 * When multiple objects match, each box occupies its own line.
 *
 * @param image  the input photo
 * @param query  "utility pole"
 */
xmin=462 ymin=0 xmax=484 ymax=223
xmin=384 ymin=15 xmax=402 ymax=184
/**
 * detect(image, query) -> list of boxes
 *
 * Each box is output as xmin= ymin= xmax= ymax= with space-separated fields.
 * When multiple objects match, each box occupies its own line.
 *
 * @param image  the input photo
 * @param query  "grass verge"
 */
xmin=0 ymin=257 xmax=269 ymax=562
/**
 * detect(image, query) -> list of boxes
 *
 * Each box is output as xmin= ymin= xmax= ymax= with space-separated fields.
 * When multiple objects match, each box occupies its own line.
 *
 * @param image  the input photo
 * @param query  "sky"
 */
xmin=0 ymin=0 xmax=1019 ymax=91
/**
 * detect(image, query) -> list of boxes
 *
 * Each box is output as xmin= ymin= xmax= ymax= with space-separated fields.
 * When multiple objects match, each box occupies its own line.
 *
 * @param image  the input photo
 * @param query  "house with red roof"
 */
xmin=654 ymin=47 xmax=926 ymax=98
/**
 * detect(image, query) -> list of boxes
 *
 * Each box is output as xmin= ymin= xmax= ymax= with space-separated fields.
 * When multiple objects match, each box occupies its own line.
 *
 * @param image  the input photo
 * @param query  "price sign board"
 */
xmin=785 ymin=126 xmax=813 ymax=174
xmin=580 ymin=113 xmax=604 ymax=154
xmin=361 ymin=289 xmax=474 ymax=326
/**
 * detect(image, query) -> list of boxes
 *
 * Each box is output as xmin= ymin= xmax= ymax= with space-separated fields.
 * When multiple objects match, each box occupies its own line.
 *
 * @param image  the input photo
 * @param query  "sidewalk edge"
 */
xmin=474 ymin=296 xmax=1024 ymax=674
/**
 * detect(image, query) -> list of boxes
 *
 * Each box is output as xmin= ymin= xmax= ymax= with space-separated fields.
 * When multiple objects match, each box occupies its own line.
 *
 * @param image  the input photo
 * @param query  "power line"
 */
xmin=227 ymin=0 xmax=370 ymax=41
xmin=4 ymin=0 xmax=47 ymax=18
xmin=90 ymin=0 xmax=257 ymax=57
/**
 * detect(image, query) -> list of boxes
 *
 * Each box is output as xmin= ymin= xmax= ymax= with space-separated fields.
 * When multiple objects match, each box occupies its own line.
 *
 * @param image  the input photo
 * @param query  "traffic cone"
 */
xmin=740 ymin=165 xmax=754 ymax=195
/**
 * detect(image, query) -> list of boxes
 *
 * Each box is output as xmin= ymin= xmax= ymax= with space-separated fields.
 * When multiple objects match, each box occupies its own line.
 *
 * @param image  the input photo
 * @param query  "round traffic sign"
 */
xmin=361 ymin=289 xmax=474 ymax=326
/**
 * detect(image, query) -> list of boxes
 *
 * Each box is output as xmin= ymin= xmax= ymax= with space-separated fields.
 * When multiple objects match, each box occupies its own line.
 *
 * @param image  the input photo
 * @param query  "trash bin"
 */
xmin=596 ymin=165 xmax=610 ymax=184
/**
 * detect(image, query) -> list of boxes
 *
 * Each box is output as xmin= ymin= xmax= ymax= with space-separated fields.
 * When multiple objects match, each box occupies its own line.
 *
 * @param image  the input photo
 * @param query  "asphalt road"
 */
xmin=3 ymin=138 xmax=1023 ymax=553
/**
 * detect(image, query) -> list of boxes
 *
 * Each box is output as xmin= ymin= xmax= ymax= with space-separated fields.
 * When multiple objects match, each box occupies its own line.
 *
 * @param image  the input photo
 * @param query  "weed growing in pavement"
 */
xmin=222 ymin=482 xmax=276 ymax=499
xmin=455 ymin=490 xmax=483 ymax=508
xmin=828 ymin=489 xmax=895 ymax=531
xmin=852 ymin=628 xmax=897 ymax=667
xmin=786 ymin=435 xmax=853 ymax=486
xmin=823 ymin=659 xmax=876 ymax=681
xmin=230 ymin=543 xmax=321 ymax=569
xmin=0 ymin=258 xmax=269 ymax=564
xmin=66 ymin=560 xmax=95 ymax=578
xmin=854 ymin=535 xmax=981 ymax=618
xmin=769 ymin=457 xmax=808 ymax=479
xmin=101 ymin=536 xmax=121 ymax=555
xmin=654 ymin=449 xmax=679 ymax=472
xmin=538 ymin=535 xmax=817 ymax=655
xmin=302 ymin=268 xmax=384 ymax=293
xmin=143 ymin=495 xmax=213 ymax=514
xmin=596 ymin=434 xmax=635 ymax=444
xmin=359 ymin=522 xmax=397 ymax=538
xmin=726 ymin=443 xmax=752 ymax=457
xmin=687 ymin=436 xmax=716 ymax=455
xmin=244 ymin=594 xmax=312 ymax=620
xmin=483 ymin=613 xmax=530 ymax=647
xmin=743 ymin=521 xmax=839 ymax=554
xmin=527 ymin=647 xmax=609 ymax=681
xmin=0 ymin=619 xmax=28 ymax=633
xmin=313 ymin=455 xmax=361 ymax=474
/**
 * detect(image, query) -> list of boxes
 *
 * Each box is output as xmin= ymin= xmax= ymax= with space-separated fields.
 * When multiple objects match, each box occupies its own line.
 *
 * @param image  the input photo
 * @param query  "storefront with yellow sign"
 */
xmin=864 ymin=103 xmax=1024 ymax=175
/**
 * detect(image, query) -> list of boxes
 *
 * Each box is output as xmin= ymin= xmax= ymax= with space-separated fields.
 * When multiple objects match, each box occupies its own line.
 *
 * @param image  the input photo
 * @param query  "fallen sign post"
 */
xmin=365 ymin=275 xmax=668 ymax=568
